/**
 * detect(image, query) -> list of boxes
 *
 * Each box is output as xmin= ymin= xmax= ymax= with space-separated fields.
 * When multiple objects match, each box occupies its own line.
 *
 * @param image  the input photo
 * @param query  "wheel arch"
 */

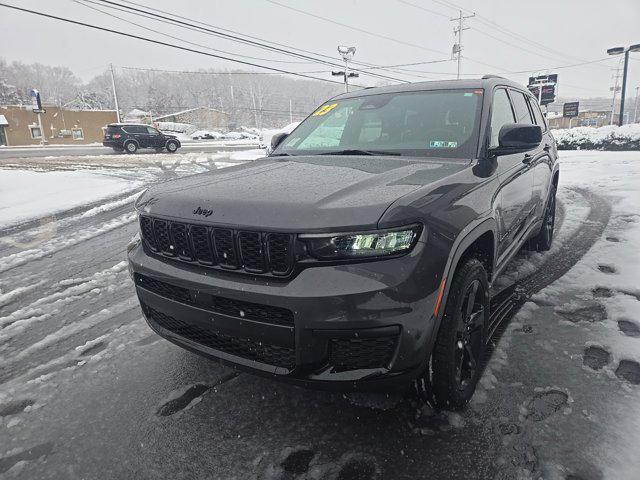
xmin=432 ymin=218 xmax=496 ymax=332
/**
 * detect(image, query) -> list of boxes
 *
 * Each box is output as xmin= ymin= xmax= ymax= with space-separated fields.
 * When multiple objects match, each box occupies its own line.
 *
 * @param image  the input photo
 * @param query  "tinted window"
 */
xmin=510 ymin=91 xmax=534 ymax=124
xmin=277 ymin=89 xmax=484 ymax=158
xmin=123 ymin=125 xmax=145 ymax=134
xmin=527 ymin=97 xmax=547 ymax=130
xmin=147 ymin=127 xmax=160 ymax=135
xmin=489 ymin=89 xmax=515 ymax=148
xmin=106 ymin=126 xmax=121 ymax=134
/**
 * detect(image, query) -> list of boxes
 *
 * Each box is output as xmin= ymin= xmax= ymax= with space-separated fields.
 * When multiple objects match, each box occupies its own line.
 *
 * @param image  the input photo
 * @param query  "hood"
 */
xmin=136 ymin=155 xmax=469 ymax=231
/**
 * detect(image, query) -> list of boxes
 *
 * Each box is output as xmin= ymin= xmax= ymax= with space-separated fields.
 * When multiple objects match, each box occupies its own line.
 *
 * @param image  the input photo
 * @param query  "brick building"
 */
xmin=0 ymin=105 xmax=117 ymax=146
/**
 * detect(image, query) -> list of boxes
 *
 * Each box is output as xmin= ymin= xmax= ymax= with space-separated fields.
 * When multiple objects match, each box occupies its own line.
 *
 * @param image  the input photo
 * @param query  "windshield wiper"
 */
xmin=318 ymin=149 xmax=397 ymax=156
xmin=270 ymin=152 xmax=294 ymax=157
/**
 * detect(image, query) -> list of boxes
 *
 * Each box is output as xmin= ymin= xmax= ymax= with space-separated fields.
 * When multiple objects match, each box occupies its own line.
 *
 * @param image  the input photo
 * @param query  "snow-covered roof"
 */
xmin=125 ymin=108 xmax=150 ymax=116
xmin=154 ymin=107 xmax=228 ymax=120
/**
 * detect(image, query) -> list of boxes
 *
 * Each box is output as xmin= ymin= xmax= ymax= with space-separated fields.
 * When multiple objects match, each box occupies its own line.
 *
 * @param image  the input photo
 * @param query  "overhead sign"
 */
xmin=528 ymin=85 xmax=556 ymax=105
xmin=563 ymin=102 xmax=579 ymax=118
xmin=528 ymin=74 xmax=558 ymax=86
xmin=29 ymin=89 xmax=44 ymax=113
xmin=527 ymin=74 xmax=558 ymax=106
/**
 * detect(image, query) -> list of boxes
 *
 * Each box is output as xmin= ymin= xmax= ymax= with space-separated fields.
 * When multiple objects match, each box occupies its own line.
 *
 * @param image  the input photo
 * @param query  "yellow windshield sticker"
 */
xmin=313 ymin=103 xmax=338 ymax=116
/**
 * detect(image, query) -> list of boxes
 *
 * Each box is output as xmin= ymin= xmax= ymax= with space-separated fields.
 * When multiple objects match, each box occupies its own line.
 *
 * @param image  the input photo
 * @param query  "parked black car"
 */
xmin=128 ymin=77 xmax=558 ymax=409
xmin=103 ymin=123 xmax=181 ymax=154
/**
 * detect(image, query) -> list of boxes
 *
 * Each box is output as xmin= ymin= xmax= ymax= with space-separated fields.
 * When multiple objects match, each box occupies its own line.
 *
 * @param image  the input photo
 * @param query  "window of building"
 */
xmin=29 ymin=126 xmax=42 ymax=139
xmin=489 ymin=89 xmax=515 ymax=148
xmin=72 ymin=128 xmax=84 ymax=140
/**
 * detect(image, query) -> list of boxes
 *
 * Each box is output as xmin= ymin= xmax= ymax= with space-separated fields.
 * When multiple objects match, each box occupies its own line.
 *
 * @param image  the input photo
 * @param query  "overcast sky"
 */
xmin=1 ymin=0 xmax=639 ymax=100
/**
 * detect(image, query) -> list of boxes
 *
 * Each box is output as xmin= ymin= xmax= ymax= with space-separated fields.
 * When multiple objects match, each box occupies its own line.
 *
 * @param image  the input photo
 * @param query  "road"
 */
xmin=0 ymin=141 xmax=258 ymax=160
xmin=1 ymin=151 xmax=639 ymax=480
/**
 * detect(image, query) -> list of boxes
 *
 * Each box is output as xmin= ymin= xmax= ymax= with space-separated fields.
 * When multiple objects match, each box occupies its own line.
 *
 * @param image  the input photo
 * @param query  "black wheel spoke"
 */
xmin=465 ymin=281 xmax=479 ymax=320
xmin=468 ymin=309 xmax=484 ymax=330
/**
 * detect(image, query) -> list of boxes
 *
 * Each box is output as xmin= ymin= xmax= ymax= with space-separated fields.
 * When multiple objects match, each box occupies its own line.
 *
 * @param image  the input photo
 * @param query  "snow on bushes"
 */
xmin=553 ymin=124 xmax=640 ymax=150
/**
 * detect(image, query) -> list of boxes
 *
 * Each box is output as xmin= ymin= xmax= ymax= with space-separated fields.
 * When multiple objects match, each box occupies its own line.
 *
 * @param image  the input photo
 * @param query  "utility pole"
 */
xmin=634 ymin=85 xmax=639 ymax=124
xmin=289 ymin=99 xmax=293 ymax=124
xmin=609 ymin=68 xmax=622 ymax=125
xmin=332 ymin=46 xmax=358 ymax=93
xmin=109 ymin=63 xmax=121 ymax=123
xmin=451 ymin=10 xmax=475 ymax=80
xmin=606 ymin=44 xmax=640 ymax=126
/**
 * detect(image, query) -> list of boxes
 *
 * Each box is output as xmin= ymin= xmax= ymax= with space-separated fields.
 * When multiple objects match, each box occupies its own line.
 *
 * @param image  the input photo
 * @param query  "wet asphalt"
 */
xmin=1 ymin=156 xmax=638 ymax=480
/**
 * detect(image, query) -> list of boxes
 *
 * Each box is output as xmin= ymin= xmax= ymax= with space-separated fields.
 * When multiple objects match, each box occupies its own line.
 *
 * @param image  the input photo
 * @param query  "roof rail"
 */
xmin=481 ymin=74 xmax=507 ymax=80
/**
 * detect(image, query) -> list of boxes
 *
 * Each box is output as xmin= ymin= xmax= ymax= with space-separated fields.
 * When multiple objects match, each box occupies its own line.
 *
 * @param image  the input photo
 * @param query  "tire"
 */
xmin=528 ymin=186 xmax=556 ymax=252
xmin=124 ymin=141 xmax=138 ymax=154
xmin=431 ymin=258 xmax=489 ymax=410
xmin=166 ymin=140 xmax=178 ymax=153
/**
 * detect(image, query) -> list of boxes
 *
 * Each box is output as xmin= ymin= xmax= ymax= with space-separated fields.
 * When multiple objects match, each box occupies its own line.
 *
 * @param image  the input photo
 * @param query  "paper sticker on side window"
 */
xmin=313 ymin=103 xmax=338 ymax=116
xmin=429 ymin=140 xmax=458 ymax=148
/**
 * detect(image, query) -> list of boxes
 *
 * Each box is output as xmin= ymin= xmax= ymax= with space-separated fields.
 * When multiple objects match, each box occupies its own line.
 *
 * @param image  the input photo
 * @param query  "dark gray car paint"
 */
xmin=129 ymin=77 xmax=559 ymax=390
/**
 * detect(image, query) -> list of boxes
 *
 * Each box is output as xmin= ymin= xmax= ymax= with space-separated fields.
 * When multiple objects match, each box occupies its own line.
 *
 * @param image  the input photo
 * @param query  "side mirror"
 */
xmin=490 ymin=124 xmax=542 ymax=156
xmin=270 ymin=132 xmax=288 ymax=152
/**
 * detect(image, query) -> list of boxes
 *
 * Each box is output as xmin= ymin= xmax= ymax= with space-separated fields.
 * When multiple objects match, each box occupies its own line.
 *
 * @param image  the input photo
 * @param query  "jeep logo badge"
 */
xmin=193 ymin=206 xmax=213 ymax=217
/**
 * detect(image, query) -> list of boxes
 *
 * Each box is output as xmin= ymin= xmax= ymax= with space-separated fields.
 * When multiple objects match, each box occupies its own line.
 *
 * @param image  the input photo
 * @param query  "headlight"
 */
xmin=301 ymin=225 xmax=422 ymax=260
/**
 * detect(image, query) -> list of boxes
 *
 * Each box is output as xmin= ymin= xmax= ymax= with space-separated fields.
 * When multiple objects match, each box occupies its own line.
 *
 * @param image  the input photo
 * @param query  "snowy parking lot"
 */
xmin=0 ymin=150 xmax=639 ymax=479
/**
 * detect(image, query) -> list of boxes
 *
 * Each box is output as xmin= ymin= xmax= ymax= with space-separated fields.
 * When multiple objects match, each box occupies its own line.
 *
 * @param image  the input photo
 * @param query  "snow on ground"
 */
xmin=0 ymin=170 xmax=141 ymax=229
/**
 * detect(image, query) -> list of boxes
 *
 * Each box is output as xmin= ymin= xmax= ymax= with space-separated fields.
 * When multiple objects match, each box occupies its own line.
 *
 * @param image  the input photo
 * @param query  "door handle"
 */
xmin=543 ymin=144 xmax=551 ymax=152
xmin=523 ymin=154 xmax=533 ymax=164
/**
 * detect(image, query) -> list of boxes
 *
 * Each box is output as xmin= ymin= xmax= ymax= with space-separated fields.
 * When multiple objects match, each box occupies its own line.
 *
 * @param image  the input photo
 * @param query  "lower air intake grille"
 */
xmin=329 ymin=337 xmax=397 ymax=371
xmin=135 ymin=274 xmax=294 ymax=327
xmin=144 ymin=306 xmax=296 ymax=369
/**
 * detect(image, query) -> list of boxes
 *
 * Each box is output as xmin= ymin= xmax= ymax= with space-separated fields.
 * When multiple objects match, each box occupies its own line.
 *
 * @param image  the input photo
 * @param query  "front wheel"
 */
xmin=166 ymin=140 xmax=179 ymax=153
xmin=431 ymin=258 xmax=489 ymax=410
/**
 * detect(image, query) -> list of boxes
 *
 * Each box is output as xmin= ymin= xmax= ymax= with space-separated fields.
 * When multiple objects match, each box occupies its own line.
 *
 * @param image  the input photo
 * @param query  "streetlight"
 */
xmin=332 ymin=46 xmax=358 ymax=93
xmin=607 ymin=43 xmax=640 ymax=126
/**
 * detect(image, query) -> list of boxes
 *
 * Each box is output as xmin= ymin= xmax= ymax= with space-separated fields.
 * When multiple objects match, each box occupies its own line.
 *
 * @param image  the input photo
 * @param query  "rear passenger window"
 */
xmin=527 ymin=97 xmax=547 ymax=130
xmin=510 ymin=91 xmax=534 ymax=124
xmin=489 ymin=89 xmax=515 ymax=148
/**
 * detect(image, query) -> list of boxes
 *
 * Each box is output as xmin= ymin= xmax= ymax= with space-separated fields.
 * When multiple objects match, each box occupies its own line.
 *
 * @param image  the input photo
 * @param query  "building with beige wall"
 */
xmin=0 ymin=105 xmax=117 ymax=146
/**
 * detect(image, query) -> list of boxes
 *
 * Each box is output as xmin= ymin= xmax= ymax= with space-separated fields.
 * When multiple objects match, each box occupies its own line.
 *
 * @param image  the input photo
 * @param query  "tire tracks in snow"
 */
xmin=486 ymin=188 xmax=612 ymax=359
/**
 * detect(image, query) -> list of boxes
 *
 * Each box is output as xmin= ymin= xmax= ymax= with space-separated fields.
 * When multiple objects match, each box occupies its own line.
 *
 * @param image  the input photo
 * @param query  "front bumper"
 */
xmin=128 ymin=242 xmax=442 ymax=391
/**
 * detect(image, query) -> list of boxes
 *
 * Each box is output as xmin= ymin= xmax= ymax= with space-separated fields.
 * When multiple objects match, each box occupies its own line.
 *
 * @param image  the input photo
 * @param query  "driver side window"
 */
xmin=490 ymin=89 xmax=515 ymax=148
xmin=147 ymin=127 xmax=159 ymax=135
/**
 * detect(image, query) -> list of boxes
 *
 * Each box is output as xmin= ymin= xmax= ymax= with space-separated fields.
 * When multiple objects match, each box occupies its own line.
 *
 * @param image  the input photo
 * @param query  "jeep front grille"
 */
xmin=139 ymin=216 xmax=294 ymax=276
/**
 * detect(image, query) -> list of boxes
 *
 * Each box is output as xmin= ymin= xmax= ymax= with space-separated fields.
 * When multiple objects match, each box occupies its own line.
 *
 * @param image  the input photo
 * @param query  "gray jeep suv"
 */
xmin=127 ymin=76 xmax=558 ymax=409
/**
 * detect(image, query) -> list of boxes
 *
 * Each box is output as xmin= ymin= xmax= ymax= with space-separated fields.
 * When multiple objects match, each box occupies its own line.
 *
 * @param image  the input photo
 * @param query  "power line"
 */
xmin=396 ymin=0 xmax=450 ymax=19
xmin=94 ymin=0 xmax=410 ymax=84
xmin=264 ymin=0 xmax=451 ymax=57
xmin=0 ymin=2 xmax=356 ymax=86
xmin=428 ymin=0 xmax=608 ymax=69
xmin=74 ymin=0 xmax=314 ymax=65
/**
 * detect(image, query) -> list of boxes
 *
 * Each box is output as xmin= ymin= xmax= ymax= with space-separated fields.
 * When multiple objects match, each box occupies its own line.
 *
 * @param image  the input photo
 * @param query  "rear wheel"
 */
xmin=528 ymin=186 xmax=556 ymax=252
xmin=431 ymin=258 xmax=489 ymax=410
xmin=166 ymin=140 xmax=178 ymax=153
xmin=124 ymin=141 xmax=138 ymax=154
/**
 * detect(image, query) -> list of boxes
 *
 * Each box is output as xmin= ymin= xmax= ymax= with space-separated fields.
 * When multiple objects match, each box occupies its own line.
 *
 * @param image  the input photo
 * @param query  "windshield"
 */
xmin=274 ymin=89 xmax=483 ymax=158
